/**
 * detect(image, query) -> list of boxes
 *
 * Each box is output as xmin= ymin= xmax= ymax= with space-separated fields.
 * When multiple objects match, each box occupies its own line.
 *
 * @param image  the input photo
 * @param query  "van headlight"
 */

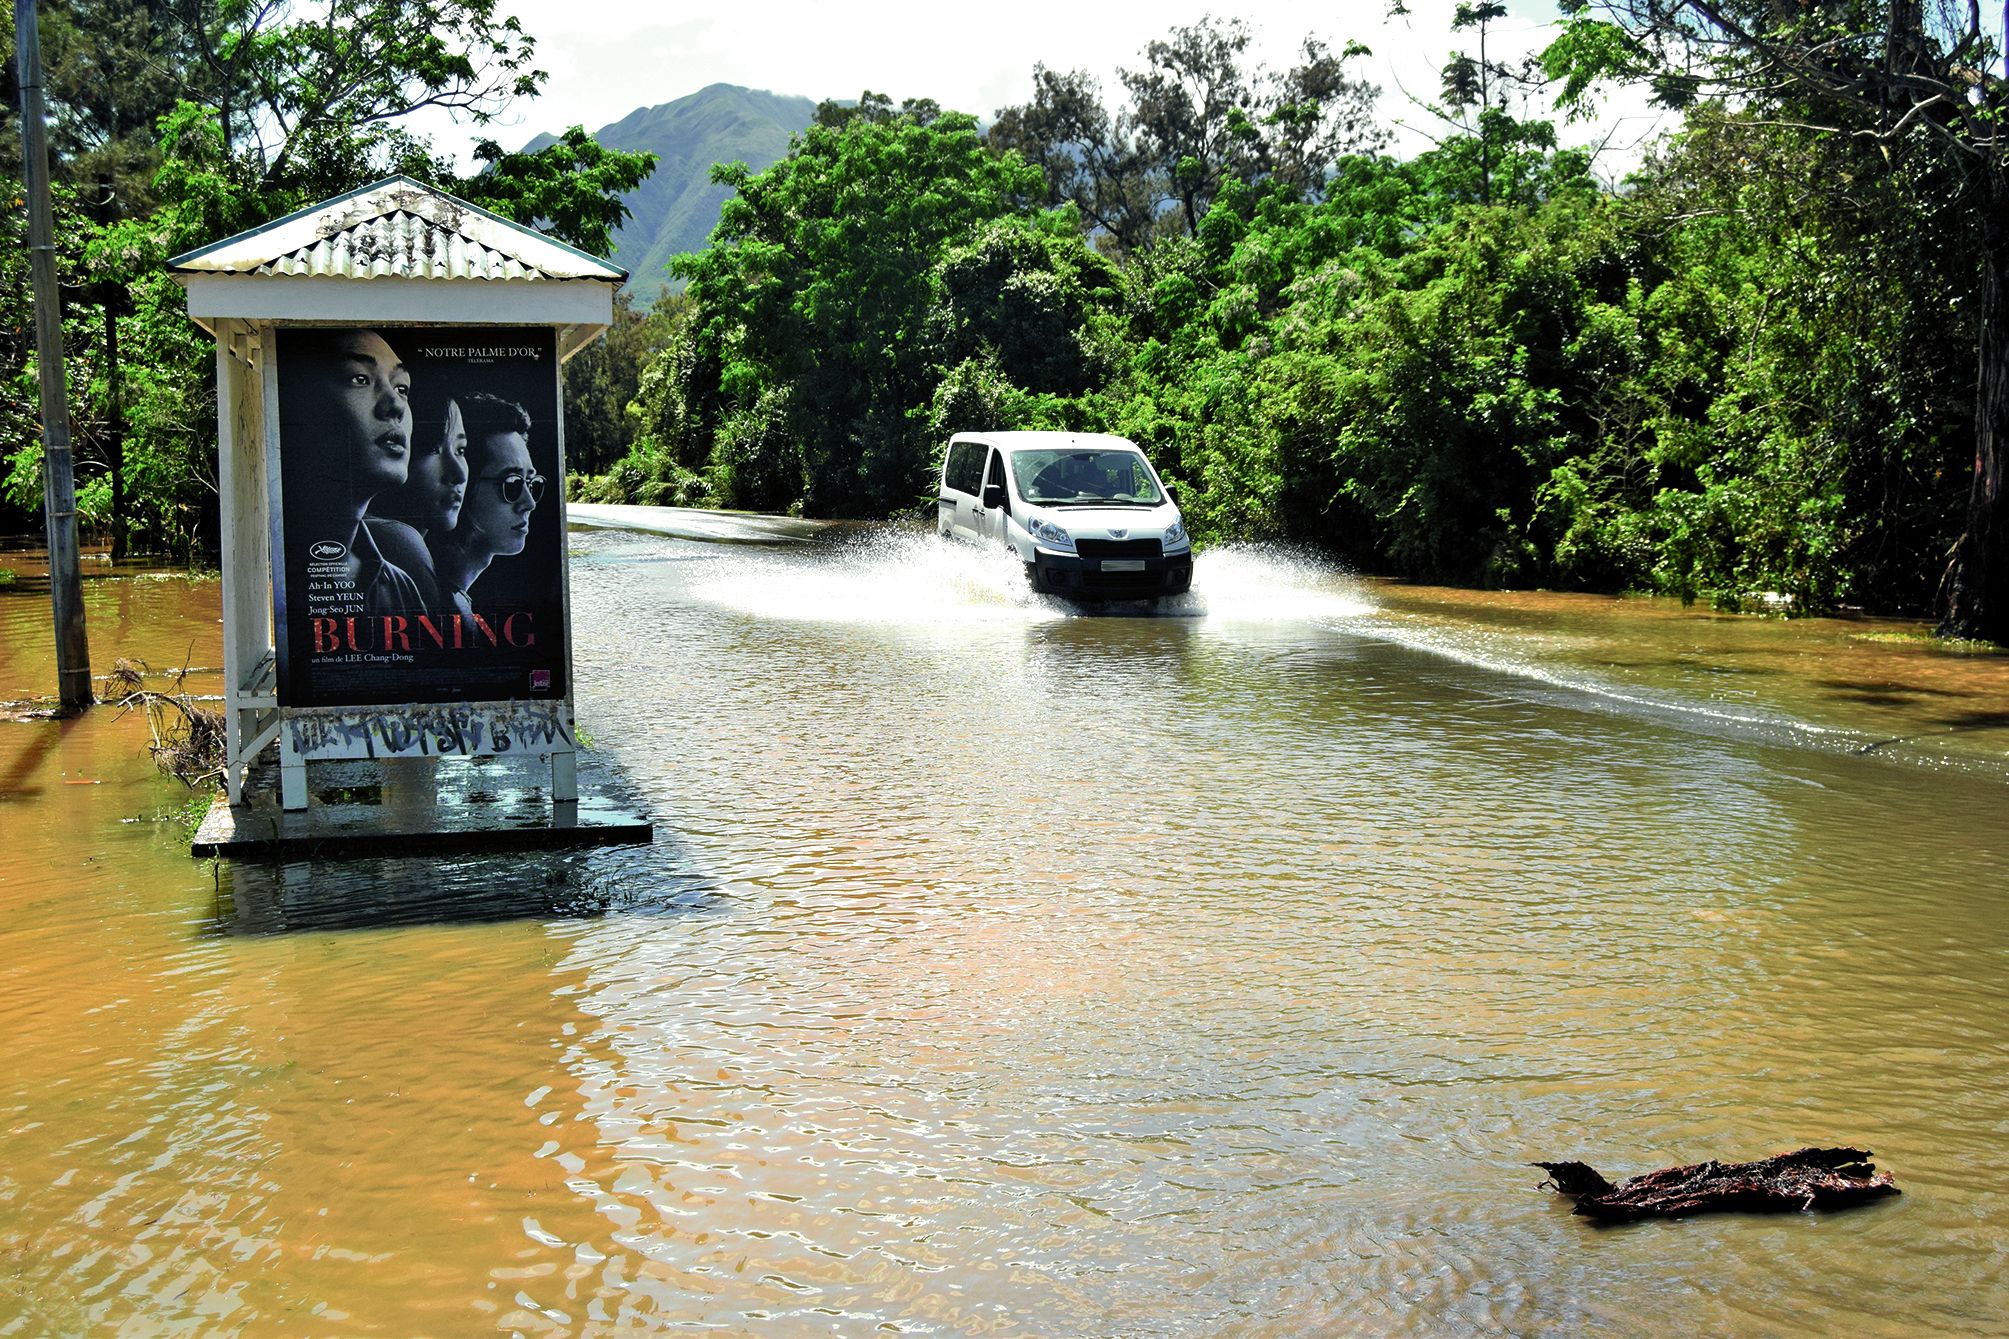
xmin=1164 ymin=519 xmax=1187 ymax=548
xmin=1027 ymin=516 xmax=1075 ymax=552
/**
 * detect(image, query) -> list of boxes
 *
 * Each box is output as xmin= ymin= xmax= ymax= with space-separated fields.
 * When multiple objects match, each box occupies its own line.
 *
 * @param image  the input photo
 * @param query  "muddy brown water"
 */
xmin=2 ymin=524 xmax=2006 ymax=1336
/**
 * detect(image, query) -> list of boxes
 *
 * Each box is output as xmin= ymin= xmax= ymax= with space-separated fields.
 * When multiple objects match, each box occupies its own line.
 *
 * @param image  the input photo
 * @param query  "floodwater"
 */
xmin=1 ymin=521 xmax=2006 ymax=1336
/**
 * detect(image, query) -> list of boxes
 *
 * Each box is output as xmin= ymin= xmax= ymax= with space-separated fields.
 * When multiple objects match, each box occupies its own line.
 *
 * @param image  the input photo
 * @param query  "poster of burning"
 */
xmin=273 ymin=326 xmax=566 ymax=708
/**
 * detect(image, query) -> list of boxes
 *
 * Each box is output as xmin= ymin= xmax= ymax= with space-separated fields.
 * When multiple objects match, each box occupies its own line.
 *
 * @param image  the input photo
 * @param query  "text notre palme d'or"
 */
xmin=310 ymin=612 xmax=535 ymax=654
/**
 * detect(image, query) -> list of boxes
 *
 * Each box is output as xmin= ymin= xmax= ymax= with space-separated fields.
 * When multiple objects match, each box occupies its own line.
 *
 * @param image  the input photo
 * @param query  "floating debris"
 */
xmin=1534 ymin=1146 xmax=1900 ymax=1223
xmin=105 ymin=658 xmax=225 ymax=788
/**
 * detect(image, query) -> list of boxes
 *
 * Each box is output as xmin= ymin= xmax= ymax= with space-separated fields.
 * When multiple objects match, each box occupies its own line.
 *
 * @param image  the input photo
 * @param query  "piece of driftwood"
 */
xmin=1533 ymin=1146 xmax=1900 ymax=1223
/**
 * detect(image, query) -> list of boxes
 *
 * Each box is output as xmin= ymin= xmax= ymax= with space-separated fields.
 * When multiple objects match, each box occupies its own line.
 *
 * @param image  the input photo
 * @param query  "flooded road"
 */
xmin=2 ymin=523 xmax=2006 ymax=1335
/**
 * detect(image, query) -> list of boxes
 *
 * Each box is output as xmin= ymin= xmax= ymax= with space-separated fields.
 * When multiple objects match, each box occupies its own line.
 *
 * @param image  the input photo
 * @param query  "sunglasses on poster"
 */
xmin=477 ymin=471 xmax=545 ymax=505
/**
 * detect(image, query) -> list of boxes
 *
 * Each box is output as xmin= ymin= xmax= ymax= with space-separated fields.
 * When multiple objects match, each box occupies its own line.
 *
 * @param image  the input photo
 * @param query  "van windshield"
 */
xmin=1011 ymin=449 xmax=1164 ymax=506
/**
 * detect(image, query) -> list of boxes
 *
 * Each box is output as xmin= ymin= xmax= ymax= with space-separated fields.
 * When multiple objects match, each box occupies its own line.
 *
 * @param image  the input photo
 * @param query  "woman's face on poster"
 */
xmin=407 ymin=399 xmax=468 ymax=531
xmin=463 ymin=431 xmax=539 ymax=558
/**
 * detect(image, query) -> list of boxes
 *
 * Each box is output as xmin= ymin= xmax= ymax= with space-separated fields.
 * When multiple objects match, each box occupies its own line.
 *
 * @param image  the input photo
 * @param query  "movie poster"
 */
xmin=273 ymin=326 xmax=566 ymax=708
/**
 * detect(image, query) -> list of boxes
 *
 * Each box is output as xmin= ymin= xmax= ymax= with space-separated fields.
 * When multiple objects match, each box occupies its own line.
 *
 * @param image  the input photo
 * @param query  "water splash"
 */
xmin=686 ymin=530 xmax=1064 ymax=625
xmin=683 ymin=532 xmax=1380 ymax=626
xmin=1173 ymin=542 xmax=1375 ymax=622
xmin=600 ymin=518 xmax=1947 ymax=765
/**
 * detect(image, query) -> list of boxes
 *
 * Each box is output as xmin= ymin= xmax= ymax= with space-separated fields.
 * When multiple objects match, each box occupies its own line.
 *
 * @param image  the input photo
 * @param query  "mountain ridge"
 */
xmin=526 ymin=82 xmax=816 ymax=304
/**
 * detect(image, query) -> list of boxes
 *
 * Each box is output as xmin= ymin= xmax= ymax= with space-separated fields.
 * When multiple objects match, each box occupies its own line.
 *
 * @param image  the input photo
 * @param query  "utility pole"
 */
xmin=15 ymin=0 xmax=92 ymax=709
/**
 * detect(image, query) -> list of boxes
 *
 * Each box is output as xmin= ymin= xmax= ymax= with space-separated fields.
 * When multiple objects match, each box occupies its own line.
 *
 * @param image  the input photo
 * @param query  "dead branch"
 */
xmin=1534 ymin=1146 xmax=1900 ymax=1223
xmin=104 ymin=657 xmax=225 ymax=790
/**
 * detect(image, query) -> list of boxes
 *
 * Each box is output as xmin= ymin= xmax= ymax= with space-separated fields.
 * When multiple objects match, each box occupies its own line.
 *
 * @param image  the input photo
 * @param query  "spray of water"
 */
xmin=683 ymin=532 xmax=1379 ymax=626
xmin=618 ymin=520 xmax=1889 ymax=760
xmin=685 ymin=530 xmax=1063 ymax=625
xmin=1172 ymin=542 xmax=1375 ymax=622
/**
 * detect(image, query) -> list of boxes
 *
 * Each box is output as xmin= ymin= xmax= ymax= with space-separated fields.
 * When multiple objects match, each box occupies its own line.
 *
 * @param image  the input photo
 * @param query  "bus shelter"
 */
xmin=170 ymin=176 xmax=648 ymax=854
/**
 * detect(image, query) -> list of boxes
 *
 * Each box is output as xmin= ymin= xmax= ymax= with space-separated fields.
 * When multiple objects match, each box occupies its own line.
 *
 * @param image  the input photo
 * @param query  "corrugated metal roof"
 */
xmin=253 ymin=209 xmax=549 ymax=280
xmin=167 ymin=175 xmax=626 ymax=283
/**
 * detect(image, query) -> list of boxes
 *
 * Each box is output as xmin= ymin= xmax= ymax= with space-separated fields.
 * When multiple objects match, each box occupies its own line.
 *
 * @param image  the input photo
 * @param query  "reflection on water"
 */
xmin=215 ymin=844 xmax=715 ymax=935
xmin=1 ymin=533 xmax=2006 ymax=1336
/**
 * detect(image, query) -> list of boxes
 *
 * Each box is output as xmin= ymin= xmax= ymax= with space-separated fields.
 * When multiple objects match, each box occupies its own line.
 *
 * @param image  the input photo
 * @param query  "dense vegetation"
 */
xmin=6 ymin=4 xmax=2005 ymax=636
xmin=1 ymin=0 xmax=653 ymax=559
xmin=573 ymin=9 xmax=2002 ymax=631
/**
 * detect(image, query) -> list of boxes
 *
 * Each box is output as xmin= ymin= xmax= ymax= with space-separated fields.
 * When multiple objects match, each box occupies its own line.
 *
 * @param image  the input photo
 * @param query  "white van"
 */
xmin=937 ymin=431 xmax=1194 ymax=600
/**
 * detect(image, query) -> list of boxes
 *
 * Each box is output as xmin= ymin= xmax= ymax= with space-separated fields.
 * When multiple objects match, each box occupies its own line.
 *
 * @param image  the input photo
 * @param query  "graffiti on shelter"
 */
xmin=286 ymin=701 xmax=572 ymax=760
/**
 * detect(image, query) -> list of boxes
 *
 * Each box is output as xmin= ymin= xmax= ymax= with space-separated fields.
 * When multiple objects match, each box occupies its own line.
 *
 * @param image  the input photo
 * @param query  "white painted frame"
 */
xmin=183 ymin=274 xmax=613 ymax=341
xmin=190 ymin=276 xmax=612 ymax=812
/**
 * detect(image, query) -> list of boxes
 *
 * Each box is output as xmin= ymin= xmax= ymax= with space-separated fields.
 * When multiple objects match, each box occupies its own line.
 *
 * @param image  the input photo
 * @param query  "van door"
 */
xmin=979 ymin=447 xmax=1012 ymax=544
xmin=941 ymin=440 xmax=985 ymax=540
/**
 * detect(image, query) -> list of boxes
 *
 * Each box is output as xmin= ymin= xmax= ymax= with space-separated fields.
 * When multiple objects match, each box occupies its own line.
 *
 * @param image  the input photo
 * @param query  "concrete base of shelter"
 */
xmin=191 ymin=753 xmax=651 ymax=858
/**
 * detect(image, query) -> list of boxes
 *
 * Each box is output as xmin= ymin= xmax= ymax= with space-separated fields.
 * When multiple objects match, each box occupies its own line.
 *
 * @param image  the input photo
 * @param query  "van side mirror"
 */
xmin=982 ymin=482 xmax=1006 ymax=509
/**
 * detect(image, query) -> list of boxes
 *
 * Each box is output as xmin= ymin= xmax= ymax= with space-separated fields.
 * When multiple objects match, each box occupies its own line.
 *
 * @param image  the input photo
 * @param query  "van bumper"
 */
xmin=1028 ymin=551 xmax=1194 ymax=599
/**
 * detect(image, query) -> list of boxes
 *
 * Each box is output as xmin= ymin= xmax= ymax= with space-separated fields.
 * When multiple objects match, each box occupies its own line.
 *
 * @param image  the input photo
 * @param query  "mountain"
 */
xmin=526 ymin=83 xmax=816 ymax=305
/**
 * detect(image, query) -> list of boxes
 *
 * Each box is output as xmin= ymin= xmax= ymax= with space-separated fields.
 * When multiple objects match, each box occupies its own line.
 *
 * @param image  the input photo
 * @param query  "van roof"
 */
xmin=947 ymin=430 xmax=1142 ymax=452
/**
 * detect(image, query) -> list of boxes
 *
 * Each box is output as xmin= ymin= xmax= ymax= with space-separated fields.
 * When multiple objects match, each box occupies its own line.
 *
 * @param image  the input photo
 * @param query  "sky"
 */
xmin=422 ymin=0 xmax=1672 ymax=178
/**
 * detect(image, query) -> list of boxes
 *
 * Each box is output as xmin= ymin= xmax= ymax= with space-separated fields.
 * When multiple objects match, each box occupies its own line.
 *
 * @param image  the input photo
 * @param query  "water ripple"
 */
xmin=1 ymin=536 xmax=2005 ymax=1334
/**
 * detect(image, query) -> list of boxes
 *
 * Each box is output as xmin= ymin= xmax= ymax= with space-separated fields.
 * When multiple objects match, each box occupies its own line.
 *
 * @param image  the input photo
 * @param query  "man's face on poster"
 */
xmin=464 ymin=431 xmax=539 ymax=558
xmin=317 ymin=330 xmax=412 ymax=497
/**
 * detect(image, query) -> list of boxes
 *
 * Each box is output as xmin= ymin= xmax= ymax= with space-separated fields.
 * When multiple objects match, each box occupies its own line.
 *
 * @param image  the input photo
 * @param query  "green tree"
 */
xmin=665 ymin=101 xmax=1045 ymax=515
xmin=2 ymin=1 xmax=194 ymax=552
xmin=1567 ymin=107 xmax=1973 ymax=611
xmin=170 ymin=0 xmax=540 ymax=208
xmin=1546 ymin=0 xmax=2009 ymax=637
xmin=993 ymin=18 xmax=1383 ymax=251
xmin=929 ymin=211 xmax=1123 ymax=397
xmin=463 ymin=126 xmax=657 ymax=258
xmin=3 ymin=0 xmax=651 ymax=557
xmin=561 ymin=289 xmax=681 ymax=475
xmin=1121 ymin=16 xmax=1268 ymax=237
xmin=1441 ymin=2 xmax=1513 ymax=206
xmin=987 ymin=66 xmax=1158 ymax=252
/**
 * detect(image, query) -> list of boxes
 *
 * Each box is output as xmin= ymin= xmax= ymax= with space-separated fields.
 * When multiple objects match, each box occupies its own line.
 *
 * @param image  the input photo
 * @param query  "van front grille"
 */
xmin=1076 ymin=538 xmax=1162 ymax=559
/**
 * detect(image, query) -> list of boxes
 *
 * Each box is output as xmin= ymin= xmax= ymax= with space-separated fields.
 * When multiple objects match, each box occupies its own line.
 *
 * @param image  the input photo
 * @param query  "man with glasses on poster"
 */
xmin=427 ymin=392 xmax=544 ymax=622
